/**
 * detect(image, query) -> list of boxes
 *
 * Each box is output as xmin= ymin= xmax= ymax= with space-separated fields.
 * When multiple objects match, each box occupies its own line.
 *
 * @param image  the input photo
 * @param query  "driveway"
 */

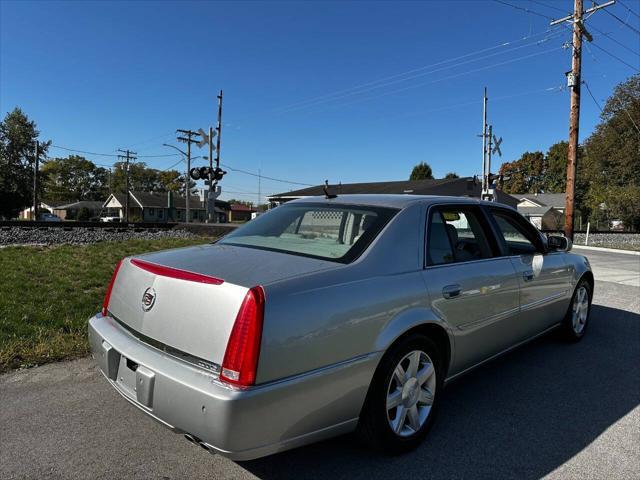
xmin=1 ymin=250 xmax=638 ymax=479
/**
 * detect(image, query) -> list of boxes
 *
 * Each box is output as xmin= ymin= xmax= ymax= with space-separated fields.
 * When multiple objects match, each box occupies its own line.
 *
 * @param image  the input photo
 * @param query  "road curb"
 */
xmin=573 ymin=245 xmax=640 ymax=256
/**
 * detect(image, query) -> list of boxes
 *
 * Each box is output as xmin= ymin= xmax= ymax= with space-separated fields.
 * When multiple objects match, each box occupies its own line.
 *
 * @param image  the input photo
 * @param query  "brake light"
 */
xmin=130 ymin=258 xmax=224 ymax=285
xmin=102 ymin=258 xmax=124 ymax=316
xmin=220 ymin=286 xmax=265 ymax=387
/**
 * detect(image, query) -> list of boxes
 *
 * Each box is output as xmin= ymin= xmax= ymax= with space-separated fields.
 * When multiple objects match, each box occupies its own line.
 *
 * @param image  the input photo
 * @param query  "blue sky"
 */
xmin=1 ymin=0 xmax=638 ymax=203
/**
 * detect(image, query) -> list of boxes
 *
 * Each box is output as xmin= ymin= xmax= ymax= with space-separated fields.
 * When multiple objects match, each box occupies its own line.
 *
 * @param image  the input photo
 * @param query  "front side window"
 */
xmin=490 ymin=209 xmax=541 ymax=255
xmin=427 ymin=207 xmax=492 ymax=266
xmin=219 ymin=203 xmax=398 ymax=263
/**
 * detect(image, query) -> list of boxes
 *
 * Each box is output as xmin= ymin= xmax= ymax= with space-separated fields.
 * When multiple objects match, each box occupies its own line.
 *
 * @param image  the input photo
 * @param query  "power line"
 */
xmin=584 ymin=80 xmax=640 ymax=136
xmin=492 ymin=0 xmax=555 ymax=20
xmin=604 ymin=7 xmax=640 ymax=34
xmin=528 ymin=0 xmax=569 ymax=14
xmin=589 ymin=23 xmax=640 ymax=56
xmin=617 ymin=0 xmax=640 ymax=20
xmin=220 ymin=163 xmax=313 ymax=186
xmin=265 ymin=27 xmax=562 ymax=114
xmin=279 ymin=30 xmax=566 ymax=113
xmin=583 ymin=81 xmax=604 ymax=111
xmin=589 ymin=41 xmax=640 ymax=71
xmin=324 ymin=45 xmax=564 ymax=110
xmin=50 ymin=144 xmax=183 ymax=159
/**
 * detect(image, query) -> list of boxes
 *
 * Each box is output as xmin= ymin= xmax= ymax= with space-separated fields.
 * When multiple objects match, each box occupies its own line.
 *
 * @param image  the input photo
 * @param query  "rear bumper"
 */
xmin=88 ymin=314 xmax=379 ymax=460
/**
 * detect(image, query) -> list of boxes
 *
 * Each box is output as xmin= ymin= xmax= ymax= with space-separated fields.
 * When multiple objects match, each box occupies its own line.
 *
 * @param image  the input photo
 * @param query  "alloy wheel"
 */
xmin=572 ymin=285 xmax=589 ymax=334
xmin=386 ymin=350 xmax=436 ymax=437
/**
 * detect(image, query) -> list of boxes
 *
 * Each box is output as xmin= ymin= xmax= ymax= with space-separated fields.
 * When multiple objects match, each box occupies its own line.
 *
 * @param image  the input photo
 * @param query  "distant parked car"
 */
xmin=100 ymin=216 xmax=121 ymax=223
xmin=37 ymin=212 xmax=61 ymax=222
xmin=89 ymin=195 xmax=593 ymax=460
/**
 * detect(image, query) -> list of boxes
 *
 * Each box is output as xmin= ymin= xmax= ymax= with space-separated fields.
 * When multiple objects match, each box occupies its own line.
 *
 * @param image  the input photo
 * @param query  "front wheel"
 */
xmin=357 ymin=334 xmax=443 ymax=453
xmin=561 ymin=279 xmax=592 ymax=342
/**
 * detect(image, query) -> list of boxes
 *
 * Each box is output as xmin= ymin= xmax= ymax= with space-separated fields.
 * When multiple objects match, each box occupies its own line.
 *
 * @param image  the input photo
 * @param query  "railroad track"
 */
xmin=0 ymin=221 xmax=177 ymax=231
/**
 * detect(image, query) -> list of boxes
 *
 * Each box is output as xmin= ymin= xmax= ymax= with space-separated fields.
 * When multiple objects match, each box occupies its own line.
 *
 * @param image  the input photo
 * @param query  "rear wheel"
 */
xmin=357 ymin=334 xmax=443 ymax=453
xmin=561 ymin=279 xmax=592 ymax=342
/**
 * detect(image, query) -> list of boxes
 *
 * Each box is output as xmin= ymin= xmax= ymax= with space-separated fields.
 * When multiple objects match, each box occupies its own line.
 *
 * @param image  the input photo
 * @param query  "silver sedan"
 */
xmin=89 ymin=195 xmax=593 ymax=460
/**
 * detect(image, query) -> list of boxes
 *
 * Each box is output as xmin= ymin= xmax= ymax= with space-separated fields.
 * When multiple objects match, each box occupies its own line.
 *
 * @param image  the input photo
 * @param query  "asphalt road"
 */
xmin=1 ymin=249 xmax=638 ymax=480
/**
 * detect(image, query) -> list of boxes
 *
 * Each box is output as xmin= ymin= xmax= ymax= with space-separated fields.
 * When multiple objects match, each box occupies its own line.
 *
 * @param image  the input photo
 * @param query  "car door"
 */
xmin=421 ymin=204 xmax=521 ymax=376
xmin=487 ymin=207 xmax=573 ymax=338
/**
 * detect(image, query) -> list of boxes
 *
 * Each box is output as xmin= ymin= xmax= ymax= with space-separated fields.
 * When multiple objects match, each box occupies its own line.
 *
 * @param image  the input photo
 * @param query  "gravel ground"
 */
xmin=0 ymin=227 xmax=197 ymax=246
xmin=574 ymin=233 xmax=640 ymax=250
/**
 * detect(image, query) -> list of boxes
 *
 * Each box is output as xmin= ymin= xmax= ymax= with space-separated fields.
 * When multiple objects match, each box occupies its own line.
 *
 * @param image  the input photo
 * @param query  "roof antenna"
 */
xmin=323 ymin=180 xmax=337 ymax=199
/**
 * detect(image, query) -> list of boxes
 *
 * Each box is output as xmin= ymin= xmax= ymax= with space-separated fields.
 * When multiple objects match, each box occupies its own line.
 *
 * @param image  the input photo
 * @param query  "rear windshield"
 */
xmin=218 ymin=203 xmax=398 ymax=263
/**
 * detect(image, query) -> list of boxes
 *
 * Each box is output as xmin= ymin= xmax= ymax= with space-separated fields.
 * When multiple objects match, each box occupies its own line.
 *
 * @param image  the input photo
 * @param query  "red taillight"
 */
xmin=102 ymin=258 xmax=124 ymax=316
xmin=130 ymin=258 xmax=224 ymax=285
xmin=220 ymin=286 xmax=265 ymax=387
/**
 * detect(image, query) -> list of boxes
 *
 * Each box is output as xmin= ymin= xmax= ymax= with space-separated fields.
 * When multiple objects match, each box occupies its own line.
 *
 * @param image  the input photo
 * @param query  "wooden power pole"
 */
xmin=551 ymin=0 xmax=615 ymax=239
xmin=177 ymin=129 xmax=202 ymax=223
xmin=117 ymin=149 xmax=137 ymax=223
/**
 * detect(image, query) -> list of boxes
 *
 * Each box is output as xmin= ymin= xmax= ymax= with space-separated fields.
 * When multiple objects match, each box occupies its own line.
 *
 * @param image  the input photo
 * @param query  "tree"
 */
xmin=41 ymin=155 xmax=109 ymax=202
xmin=444 ymin=172 xmax=459 ymax=179
xmin=580 ymin=74 xmax=640 ymax=228
xmin=498 ymin=151 xmax=545 ymax=193
xmin=0 ymin=108 xmax=50 ymax=218
xmin=409 ymin=162 xmax=434 ymax=180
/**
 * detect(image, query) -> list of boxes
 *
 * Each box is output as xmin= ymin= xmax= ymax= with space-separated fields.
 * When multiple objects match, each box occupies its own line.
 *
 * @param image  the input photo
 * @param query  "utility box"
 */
xmin=566 ymin=71 xmax=578 ymax=88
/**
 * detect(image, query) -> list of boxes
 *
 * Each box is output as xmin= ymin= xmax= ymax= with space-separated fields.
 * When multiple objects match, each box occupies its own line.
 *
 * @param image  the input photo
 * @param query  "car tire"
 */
xmin=561 ymin=278 xmax=592 ymax=342
xmin=357 ymin=333 xmax=443 ymax=454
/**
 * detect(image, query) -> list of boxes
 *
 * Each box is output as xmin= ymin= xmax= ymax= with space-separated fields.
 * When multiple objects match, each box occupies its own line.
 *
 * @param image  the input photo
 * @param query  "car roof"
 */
xmin=289 ymin=194 xmax=512 ymax=210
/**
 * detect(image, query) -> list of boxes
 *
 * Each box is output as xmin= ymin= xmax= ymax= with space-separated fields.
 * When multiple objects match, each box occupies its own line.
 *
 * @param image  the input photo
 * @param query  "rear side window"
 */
xmin=490 ymin=209 xmax=541 ymax=255
xmin=427 ymin=207 xmax=493 ymax=266
xmin=219 ymin=203 xmax=398 ymax=263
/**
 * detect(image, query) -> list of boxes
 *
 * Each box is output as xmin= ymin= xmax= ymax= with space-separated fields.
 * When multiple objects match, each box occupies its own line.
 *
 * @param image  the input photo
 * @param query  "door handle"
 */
xmin=442 ymin=284 xmax=461 ymax=299
xmin=523 ymin=270 xmax=534 ymax=282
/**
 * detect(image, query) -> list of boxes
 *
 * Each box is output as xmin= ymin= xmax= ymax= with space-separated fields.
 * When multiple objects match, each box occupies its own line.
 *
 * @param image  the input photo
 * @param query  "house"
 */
xmin=512 ymin=193 xmax=566 ymax=230
xmin=102 ymin=191 xmax=231 ymax=223
xmin=268 ymin=177 xmax=519 ymax=208
xmin=52 ymin=200 xmax=105 ymax=220
xmin=19 ymin=200 xmax=67 ymax=220
xmin=228 ymin=203 xmax=257 ymax=222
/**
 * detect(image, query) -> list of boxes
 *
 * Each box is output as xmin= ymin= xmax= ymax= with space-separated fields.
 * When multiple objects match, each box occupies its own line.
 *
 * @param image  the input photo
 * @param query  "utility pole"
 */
xmin=33 ymin=141 xmax=39 ymax=221
xmin=117 ymin=149 xmax=137 ymax=223
xmin=550 ymin=0 xmax=615 ymax=240
xmin=481 ymin=87 xmax=488 ymax=193
xmin=177 ymin=129 xmax=202 ymax=223
xmin=487 ymin=125 xmax=493 ymax=191
xmin=206 ymin=90 xmax=223 ymax=223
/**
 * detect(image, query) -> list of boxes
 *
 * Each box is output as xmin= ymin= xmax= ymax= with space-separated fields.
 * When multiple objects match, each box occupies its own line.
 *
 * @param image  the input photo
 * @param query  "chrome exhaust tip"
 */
xmin=184 ymin=433 xmax=198 ymax=444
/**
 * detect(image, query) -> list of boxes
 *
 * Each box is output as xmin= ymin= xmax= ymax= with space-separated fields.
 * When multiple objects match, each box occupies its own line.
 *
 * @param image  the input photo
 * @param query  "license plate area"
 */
xmin=116 ymin=355 xmax=156 ymax=409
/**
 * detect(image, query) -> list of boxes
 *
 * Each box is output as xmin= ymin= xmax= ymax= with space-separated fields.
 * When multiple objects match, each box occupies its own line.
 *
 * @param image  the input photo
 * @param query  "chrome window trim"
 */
xmin=423 ymin=202 xmax=500 ymax=270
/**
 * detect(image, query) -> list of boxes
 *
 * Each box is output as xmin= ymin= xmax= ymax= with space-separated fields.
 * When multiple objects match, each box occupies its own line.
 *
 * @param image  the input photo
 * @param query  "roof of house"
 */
xmin=230 ymin=204 xmax=255 ymax=212
xmin=106 ymin=191 xmax=230 ymax=210
xmin=512 ymin=193 xmax=566 ymax=209
xmin=55 ymin=200 xmax=104 ymax=210
xmin=268 ymin=177 xmax=519 ymax=207
xmin=288 ymin=194 xmax=521 ymax=210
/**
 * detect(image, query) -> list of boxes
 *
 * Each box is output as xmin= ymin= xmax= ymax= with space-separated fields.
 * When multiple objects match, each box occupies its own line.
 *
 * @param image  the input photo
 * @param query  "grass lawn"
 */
xmin=0 ymin=237 xmax=212 ymax=373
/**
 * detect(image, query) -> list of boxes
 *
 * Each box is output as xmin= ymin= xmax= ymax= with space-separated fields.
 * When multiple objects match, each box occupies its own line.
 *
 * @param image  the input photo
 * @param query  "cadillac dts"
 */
xmin=89 ymin=195 xmax=593 ymax=460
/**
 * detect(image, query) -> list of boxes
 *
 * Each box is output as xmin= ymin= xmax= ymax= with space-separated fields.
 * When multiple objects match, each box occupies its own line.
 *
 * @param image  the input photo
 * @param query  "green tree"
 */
xmin=581 ymin=74 xmax=640 ymax=228
xmin=409 ymin=162 xmax=434 ymax=180
xmin=498 ymin=151 xmax=545 ymax=193
xmin=0 ymin=108 xmax=50 ymax=218
xmin=444 ymin=172 xmax=459 ymax=179
xmin=41 ymin=155 xmax=109 ymax=202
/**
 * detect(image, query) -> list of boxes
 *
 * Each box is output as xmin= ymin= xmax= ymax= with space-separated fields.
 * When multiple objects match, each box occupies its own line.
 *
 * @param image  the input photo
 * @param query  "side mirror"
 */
xmin=547 ymin=235 xmax=572 ymax=252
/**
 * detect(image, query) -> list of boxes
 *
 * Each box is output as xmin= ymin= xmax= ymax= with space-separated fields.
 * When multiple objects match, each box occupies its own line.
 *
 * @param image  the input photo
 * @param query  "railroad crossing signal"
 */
xmin=196 ymin=127 xmax=216 ymax=149
xmin=492 ymin=135 xmax=502 ymax=157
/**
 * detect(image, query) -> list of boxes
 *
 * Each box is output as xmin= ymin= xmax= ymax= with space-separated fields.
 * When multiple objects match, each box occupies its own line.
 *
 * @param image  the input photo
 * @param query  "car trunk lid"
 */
xmin=105 ymin=244 xmax=338 ymax=365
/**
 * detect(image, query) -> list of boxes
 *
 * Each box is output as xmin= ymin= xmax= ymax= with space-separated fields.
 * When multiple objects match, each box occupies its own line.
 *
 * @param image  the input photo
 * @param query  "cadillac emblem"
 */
xmin=141 ymin=287 xmax=156 ymax=311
